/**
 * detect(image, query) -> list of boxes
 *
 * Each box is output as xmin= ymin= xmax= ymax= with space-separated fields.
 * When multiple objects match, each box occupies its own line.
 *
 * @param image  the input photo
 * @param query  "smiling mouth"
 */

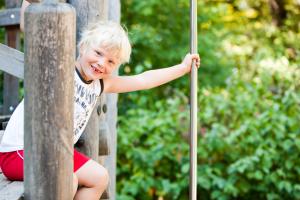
xmin=91 ymin=65 xmax=102 ymax=74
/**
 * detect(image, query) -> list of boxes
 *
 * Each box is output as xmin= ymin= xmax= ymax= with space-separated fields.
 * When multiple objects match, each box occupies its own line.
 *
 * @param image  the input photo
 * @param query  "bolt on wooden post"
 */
xmin=24 ymin=0 xmax=75 ymax=199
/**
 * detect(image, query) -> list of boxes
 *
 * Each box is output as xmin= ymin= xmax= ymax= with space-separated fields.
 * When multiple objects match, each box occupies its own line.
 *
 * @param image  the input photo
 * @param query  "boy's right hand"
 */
xmin=181 ymin=53 xmax=201 ymax=74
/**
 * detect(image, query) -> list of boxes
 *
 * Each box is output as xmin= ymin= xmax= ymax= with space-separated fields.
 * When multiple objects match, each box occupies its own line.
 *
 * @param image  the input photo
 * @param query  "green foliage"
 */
xmin=0 ymin=0 xmax=4 ymax=9
xmin=196 ymin=67 xmax=300 ymax=200
xmin=119 ymin=0 xmax=234 ymax=113
xmin=117 ymin=65 xmax=300 ymax=199
xmin=0 ymin=0 xmax=299 ymax=198
xmin=117 ymin=95 xmax=191 ymax=200
xmin=118 ymin=0 xmax=300 ymax=199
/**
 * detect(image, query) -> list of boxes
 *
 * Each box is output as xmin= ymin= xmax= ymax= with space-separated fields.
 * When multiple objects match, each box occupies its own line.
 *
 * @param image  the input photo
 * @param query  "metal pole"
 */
xmin=189 ymin=0 xmax=198 ymax=200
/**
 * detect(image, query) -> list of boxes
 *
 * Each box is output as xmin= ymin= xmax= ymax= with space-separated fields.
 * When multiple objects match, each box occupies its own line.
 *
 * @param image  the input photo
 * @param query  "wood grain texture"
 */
xmin=68 ymin=1 xmax=110 ymax=199
xmin=103 ymin=1 xmax=121 ymax=199
xmin=23 ymin=2 xmax=75 ymax=200
xmin=0 ymin=43 xmax=24 ymax=79
xmin=2 ymin=0 xmax=21 ymax=115
xmin=0 ymin=8 xmax=20 ymax=27
xmin=5 ymin=0 xmax=21 ymax=8
xmin=0 ymin=182 xmax=23 ymax=200
xmin=68 ymin=0 xmax=108 ymax=55
xmin=98 ymin=115 xmax=110 ymax=155
xmin=3 ymin=25 xmax=20 ymax=115
xmin=68 ymin=0 xmax=108 ymax=159
xmin=0 ymin=174 xmax=23 ymax=200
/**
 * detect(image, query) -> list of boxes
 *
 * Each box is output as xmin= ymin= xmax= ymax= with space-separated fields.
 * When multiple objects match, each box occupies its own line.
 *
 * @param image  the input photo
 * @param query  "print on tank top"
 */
xmin=73 ymin=76 xmax=100 ymax=142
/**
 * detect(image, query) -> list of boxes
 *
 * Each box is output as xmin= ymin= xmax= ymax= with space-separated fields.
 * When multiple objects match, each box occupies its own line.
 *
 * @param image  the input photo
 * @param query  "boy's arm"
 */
xmin=104 ymin=53 xmax=200 ymax=93
xmin=20 ymin=0 xmax=31 ymax=32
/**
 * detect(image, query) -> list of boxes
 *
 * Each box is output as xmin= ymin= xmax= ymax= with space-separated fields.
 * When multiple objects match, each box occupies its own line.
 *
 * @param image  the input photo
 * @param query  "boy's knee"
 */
xmin=76 ymin=160 xmax=109 ymax=190
xmin=94 ymin=165 xmax=109 ymax=190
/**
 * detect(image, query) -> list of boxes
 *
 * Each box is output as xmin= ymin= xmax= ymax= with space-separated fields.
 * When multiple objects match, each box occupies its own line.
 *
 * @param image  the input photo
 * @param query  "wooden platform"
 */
xmin=0 ymin=130 xmax=23 ymax=200
xmin=0 ymin=172 xmax=108 ymax=200
xmin=0 ymin=131 xmax=109 ymax=200
xmin=0 ymin=173 xmax=23 ymax=200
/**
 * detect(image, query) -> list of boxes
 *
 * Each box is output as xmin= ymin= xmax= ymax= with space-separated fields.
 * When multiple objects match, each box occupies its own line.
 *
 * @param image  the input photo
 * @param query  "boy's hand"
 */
xmin=181 ymin=53 xmax=201 ymax=74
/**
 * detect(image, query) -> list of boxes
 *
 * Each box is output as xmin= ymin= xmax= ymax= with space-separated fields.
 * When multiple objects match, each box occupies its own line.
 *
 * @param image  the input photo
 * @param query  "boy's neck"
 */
xmin=75 ymin=61 xmax=92 ymax=83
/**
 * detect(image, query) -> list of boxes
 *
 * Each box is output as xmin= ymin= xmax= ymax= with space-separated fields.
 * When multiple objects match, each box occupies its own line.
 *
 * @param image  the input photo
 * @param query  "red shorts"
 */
xmin=0 ymin=149 xmax=90 ymax=181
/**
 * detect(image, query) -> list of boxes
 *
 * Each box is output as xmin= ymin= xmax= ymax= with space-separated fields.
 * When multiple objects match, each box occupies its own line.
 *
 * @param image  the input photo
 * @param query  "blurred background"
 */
xmin=1 ymin=0 xmax=300 ymax=199
xmin=117 ymin=1 xmax=300 ymax=199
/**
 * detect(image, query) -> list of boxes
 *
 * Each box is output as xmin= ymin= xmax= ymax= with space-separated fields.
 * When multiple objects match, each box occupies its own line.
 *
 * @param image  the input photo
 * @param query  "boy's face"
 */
xmin=78 ymin=45 xmax=119 ymax=81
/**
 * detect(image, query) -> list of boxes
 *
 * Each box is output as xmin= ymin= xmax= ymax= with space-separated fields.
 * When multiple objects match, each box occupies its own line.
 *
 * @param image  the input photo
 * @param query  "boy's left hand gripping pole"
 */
xmin=24 ymin=1 xmax=76 ymax=200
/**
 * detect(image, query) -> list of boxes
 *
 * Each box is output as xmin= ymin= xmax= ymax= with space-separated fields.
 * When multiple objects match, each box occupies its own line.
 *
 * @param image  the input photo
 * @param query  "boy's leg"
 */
xmin=73 ymin=173 xmax=79 ymax=198
xmin=0 ymin=149 xmax=107 ymax=199
xmin=74 ymin=159 xmax=109 ymax=200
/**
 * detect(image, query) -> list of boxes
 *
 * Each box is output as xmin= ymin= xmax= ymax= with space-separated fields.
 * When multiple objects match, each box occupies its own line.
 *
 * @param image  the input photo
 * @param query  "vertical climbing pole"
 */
xmin=3 ymin=0 xmax=20 ymax=115
xmin=190 ymin=0 xmax=198 ymax=200
xmin=24 ymin=0 xmax=76 ymax=199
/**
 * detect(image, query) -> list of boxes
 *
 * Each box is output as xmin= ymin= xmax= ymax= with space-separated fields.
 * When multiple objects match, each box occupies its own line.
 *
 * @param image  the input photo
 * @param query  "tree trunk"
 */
xmin=269 ymin=0 xmax=287 ymax=26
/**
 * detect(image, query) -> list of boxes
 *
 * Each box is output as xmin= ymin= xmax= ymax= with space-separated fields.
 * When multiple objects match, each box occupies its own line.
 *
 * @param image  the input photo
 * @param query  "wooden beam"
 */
xmin=3 ymin=26 xmax=20 ymax=115
xmin=0 ymin=43 xmax=24 ymax=79
xmin=0 ymin=8 xmax=21 ymax=27
xmin=2 ymin=0 xmax=21 ymax=115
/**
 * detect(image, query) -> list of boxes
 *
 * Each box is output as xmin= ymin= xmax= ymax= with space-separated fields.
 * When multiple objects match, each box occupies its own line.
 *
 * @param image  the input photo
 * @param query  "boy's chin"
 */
xmin=90 ymin=73 xmax=105 ymax=80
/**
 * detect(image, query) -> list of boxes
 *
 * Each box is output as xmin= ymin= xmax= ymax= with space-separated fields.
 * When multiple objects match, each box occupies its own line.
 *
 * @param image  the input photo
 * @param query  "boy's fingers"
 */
xmin=191 ymin=54 xmax=200 ymax=61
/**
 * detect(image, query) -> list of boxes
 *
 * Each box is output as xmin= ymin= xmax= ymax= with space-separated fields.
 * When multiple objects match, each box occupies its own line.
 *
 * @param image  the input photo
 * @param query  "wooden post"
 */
xmin=101 ymin=1 xmax=121 ymax=199
xmin=3 ymin=0 xmax=20 ymax=115
xmin=68 ymin=0 xmax=108 ymax=160
xmin=24 ymin=1 xmax=75 ymax=199
xmin=68 ymin=1 xmax=113 ymax=199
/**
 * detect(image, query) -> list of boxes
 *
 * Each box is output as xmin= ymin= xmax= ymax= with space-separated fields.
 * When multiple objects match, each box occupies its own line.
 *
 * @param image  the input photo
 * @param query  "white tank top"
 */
xmin=0 ymin=69 xmax=103 ymax=152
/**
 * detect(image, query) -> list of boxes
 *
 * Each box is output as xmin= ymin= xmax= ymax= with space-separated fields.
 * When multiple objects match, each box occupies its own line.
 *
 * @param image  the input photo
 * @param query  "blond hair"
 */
xmin=78 ymin=21 xmax=131 ymax=64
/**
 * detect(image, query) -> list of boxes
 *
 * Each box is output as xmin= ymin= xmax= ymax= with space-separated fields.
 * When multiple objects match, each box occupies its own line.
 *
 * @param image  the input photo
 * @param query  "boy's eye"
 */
xmin=109 ymin=60 xmax=115 ymax=65
xmin=95 ymin=50 xmax=102 ymax=56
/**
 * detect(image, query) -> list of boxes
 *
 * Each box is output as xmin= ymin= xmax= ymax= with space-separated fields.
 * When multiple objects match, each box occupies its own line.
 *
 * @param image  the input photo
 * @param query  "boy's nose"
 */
xmin=96 ymin=60 xmax=107 ymax=73
xmin=96 ymin=59 xmax=106 ymax=68
xmin=97 ymin=58 xmax=105 ymax=65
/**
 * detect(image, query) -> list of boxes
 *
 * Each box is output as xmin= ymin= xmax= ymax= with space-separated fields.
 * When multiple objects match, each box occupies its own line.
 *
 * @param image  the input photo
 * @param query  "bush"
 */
xmin=117 ymin=66 xmax=300 ymax=199
xmin=197 ymin=67 xmax=300 ymax=200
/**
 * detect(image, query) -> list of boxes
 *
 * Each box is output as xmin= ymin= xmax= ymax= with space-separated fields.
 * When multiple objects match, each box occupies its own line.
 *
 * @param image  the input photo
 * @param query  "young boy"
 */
xmin=0 ymin=1 xmax=200 ymax=200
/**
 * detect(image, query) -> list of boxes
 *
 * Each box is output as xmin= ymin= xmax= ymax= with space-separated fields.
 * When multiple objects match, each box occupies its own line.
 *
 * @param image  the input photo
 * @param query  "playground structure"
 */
xmin=0 ymin=0 xmax=119 ymax=199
